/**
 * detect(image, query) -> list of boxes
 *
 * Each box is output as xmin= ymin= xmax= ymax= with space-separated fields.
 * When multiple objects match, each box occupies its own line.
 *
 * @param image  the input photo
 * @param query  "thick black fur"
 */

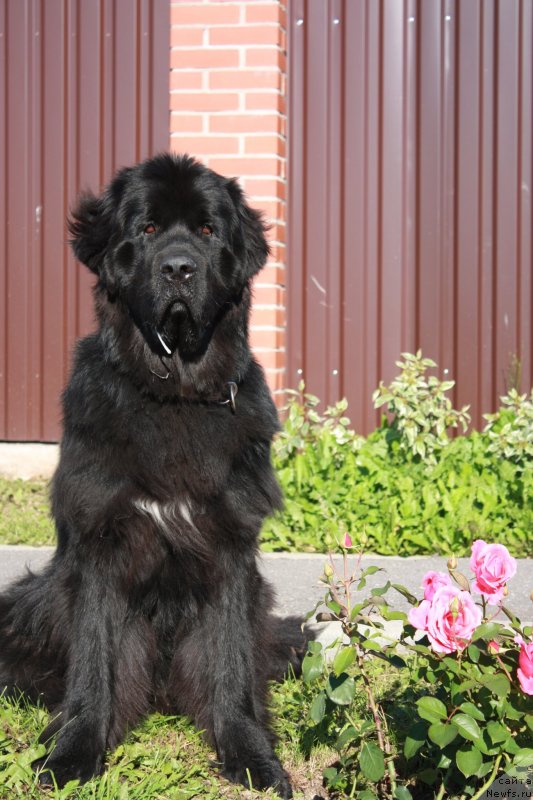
xmin=0 ymin=154 xmax=297 ymax=797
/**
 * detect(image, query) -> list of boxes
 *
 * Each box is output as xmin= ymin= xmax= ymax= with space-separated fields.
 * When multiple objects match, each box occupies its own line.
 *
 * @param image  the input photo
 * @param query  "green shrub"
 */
xmin=373 ymin=351 xmax=470 ymax=464
xmin=261 ymin=360 xmax=532 ymax=558
xmin=483 ymin=388 xmax=533 ymax=470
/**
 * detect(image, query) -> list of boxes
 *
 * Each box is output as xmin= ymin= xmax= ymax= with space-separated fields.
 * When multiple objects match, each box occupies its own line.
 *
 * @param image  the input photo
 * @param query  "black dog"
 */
xmin=0 ymin=154 xmax=294 ymax=797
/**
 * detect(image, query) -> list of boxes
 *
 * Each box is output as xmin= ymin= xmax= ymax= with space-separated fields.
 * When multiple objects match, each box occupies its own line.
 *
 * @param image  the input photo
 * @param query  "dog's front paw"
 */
xmin=33 ymin=745 xmax=104 ymax=787
xmin=222 ymin=754 xmax=293 ymax=799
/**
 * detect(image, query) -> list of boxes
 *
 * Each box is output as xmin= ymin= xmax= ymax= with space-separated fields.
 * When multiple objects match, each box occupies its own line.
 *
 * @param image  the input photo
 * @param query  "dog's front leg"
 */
xmin=210 ymin=563 xmax=293 ymax=800
xmin=34 ymin=565 xmax=124 ymax=787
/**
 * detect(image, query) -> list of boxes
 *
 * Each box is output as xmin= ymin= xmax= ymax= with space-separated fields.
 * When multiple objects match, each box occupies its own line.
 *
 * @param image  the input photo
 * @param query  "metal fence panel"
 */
xmin=0 ymin=0 xmax=169 ymax=441
xmin=288 ymin=0 xmax=532 ymax=433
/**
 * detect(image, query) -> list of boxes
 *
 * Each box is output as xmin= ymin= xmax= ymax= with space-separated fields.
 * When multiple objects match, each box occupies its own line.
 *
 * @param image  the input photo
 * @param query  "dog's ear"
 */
xmin=68 ymin=192 xmax=115 ymax=276
xmin=226 ymin=179 xmax=270 ymax=279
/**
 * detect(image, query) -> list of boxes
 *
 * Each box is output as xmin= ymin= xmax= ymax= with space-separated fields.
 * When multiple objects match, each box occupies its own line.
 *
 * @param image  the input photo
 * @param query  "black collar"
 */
xmin=149 ymin=358 xmax=239 ymax=413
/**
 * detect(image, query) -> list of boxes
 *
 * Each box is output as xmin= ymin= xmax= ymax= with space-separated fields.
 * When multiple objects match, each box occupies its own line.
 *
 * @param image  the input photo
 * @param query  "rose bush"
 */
xmin=303 ymin=540 xmax=533 ymax=799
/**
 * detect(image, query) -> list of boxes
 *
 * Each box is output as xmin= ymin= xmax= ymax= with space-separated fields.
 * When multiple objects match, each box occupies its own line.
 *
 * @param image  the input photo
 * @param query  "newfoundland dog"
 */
xmin=0 ymin=154 xmax=295 ymax=797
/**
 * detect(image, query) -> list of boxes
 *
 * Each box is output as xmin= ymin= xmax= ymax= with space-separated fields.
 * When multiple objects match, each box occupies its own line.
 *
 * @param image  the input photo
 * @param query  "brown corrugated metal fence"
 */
xmin=0 ymin=0 xmax=169 ymax=441
xmin=288 ymin=0 xmax=532 ymax=434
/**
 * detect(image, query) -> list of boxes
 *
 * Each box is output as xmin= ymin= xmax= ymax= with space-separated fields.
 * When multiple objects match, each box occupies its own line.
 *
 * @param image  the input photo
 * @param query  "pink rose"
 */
xmin=409 ymin=585 xmax=482 ymax=654
xmin=514 ymin=635 xmax=533 ymax=696
xmin=469 ymin=540 xmax=517 ymax=603
xmin=422 ymin=571 xmax=453 ymax=601
xmin=408 ymin=599 xmax=431 ymax=630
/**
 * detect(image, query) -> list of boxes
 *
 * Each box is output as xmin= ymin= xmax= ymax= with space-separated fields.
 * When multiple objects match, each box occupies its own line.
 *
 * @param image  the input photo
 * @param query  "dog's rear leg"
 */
xmin=0 ymin=569 xmax=68 ymax=708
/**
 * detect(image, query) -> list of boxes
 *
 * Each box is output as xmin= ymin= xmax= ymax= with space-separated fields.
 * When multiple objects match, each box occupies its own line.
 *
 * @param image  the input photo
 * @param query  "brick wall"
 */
xmin=169 ymin=1 xmax=287 ymax=400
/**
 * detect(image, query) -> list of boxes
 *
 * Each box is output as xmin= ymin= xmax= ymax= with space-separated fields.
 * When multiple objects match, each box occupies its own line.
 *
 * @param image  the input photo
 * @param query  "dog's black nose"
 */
xmin=160 ymin=257 xmax=197 ymax=281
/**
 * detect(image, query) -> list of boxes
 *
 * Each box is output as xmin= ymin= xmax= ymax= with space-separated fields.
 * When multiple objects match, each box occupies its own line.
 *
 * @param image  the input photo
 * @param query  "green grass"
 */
xmin=0 ymin=478 xmax=55 ymax=546
xmin=0 ymin=673 xmax=337 ymax=800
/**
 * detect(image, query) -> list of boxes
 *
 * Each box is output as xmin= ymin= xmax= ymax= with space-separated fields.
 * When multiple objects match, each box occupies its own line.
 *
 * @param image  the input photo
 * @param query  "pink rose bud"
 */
xmin=469 ymin=540 xmax=517 ymax=604
xmin=343 ymin=533 xmax=353 ymax=549
xmin=487 ymin=640 xmax=500 ymax=654
xmin=422 ymin=571 xmax=453 ymax=601
xmin=409 ymin=585 xmax=482 ymax=655
xmin=516 ymin=637 xmax=533 ymax=696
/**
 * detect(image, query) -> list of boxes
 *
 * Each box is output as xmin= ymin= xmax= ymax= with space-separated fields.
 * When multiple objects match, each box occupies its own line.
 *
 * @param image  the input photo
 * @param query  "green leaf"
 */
xmin=381 ymin=609 xmax=407 ymax=622
xmin=467 ymin=644 xmax=480 ymax=663
xmin=392 ymin=584 xmax=419 ymax=605
xmin=502 ymin=695 xmax=524 ymax=720
xmin=325 ymin=673 xmax=356 ymax=706
xmin=333 ymin=646 xmax=356 ymax=677
xmin=304 ymin=600 xmax=322 ymax=628
xmin=309 ymin=692 xmax=326 ymax=723
xmin=335 ymin=725 xmax=359 ymax=751
xmin=302 ymin=652 xmax=323 ymax=684
xmin=349 ymin=602 xmax=367 ymax=620
xmin=417 ymin=768 xmax=438 ymax=785
xmin=360 ymin=566 xmax=383 ymax=578
xmin=428 ymin=722 xmax=458 ymax=748
xmin=394 ymin=787 xmax=413 ymax=800
xmin=512 ymin=750 xmax=533 ymax=769
xmin=359 ymin=741 xmax=386 ymax=782
xmin=437 ymin=754 xmax=452 ymax=770
xmin=323 ymin=766 xmax=339 ymax=786
xmin=416 ymin=696 xmax=448 ymax=724
xmin=472 ymin=622 xmax=504 ymax=642
xmin=456 ymin=746 xmax=483 ymax=777
xmin=371 ymin=581 xmax=392 ymax=597
xmin=404 ymin=722 xmax=427 ymax=760
xmin=404 ymin=737 xmax=425 ymax=760
xmin=362 ymin=639 xmax=383 ymax=652
xmin=480 ymin=673 xmax=511 ymax=698
xmin=451 ymin=713 xmax=482 ymax=742
xmin=458 ymin=702 xmax=485 ymax=722
xmin=326 ymin=598 xmax=342 ymax=615
xmin=486 ymin=720 xmax=510 ymax=744
xmin=442 ymin=657 xmax=460 ymax=674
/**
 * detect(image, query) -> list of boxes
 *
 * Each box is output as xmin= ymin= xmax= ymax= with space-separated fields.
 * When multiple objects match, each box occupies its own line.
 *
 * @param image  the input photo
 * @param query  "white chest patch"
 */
xmin=133 ymin=497 xmax=196 ymax=532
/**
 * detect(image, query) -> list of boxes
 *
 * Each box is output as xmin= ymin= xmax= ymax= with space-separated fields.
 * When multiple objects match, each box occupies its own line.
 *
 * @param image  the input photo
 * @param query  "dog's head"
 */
xmin=69 ymin=154 xmax=269 ymax=359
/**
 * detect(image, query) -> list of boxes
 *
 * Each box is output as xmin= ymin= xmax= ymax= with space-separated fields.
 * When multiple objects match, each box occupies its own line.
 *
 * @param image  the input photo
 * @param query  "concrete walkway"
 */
xmin=1 ymin=546 xmax=531 ymax=626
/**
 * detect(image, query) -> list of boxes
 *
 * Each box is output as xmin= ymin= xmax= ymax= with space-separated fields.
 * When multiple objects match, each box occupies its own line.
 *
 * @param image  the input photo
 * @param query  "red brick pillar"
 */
xmin=170 ymin=1 xmax=287 ymax=403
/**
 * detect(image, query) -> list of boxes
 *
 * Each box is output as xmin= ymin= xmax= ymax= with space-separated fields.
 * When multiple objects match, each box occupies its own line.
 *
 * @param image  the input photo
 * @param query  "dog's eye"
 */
xmin=199 ymin=224 xmax=213 ymax=237
xmin=144 ymin=223 xmax=157 ymax=235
